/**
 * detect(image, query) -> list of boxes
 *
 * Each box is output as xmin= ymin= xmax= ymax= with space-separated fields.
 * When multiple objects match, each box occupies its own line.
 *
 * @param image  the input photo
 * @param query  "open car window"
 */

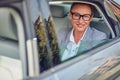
xmin=49 ymin=1 xmax=116 ymax=63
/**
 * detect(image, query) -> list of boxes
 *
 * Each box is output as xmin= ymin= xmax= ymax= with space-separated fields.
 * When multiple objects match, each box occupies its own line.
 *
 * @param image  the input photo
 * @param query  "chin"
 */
xmin=77 ymin=28 xmax=85 ymax=32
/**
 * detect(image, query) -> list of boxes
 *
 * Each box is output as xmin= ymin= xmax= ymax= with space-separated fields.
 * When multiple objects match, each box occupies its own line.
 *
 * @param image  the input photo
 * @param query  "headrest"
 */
xmin=92 ymin=6 xmax=102 ymax=18
xmin=0 ymin=9 xmax=18 ymax=40
xmin=50 ymin=5 xmax=68 ymax=18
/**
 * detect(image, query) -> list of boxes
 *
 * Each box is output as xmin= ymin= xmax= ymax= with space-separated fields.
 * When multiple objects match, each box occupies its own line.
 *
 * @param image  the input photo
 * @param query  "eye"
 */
xmin=73 ymin=13 xmax=80 ymax=17
xmin=83 ymin=14 xmax=91 ymax=18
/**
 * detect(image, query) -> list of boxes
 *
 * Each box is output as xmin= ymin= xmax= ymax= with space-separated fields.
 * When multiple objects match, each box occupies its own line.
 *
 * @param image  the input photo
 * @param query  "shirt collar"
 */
xmin=70 ymin=29 xmax=74 ymax=42
xmin=70 ymin=27 xmax=88 ymax=43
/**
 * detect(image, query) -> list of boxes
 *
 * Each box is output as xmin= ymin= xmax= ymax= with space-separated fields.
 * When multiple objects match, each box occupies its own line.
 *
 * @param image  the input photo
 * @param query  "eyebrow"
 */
xmin=70 ymin=11 xmax=92 ymax=15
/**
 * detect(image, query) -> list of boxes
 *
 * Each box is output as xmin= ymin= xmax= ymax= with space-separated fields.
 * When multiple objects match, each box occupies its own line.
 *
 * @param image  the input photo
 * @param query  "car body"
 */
xmin=0 ymin=0 xmax=120 ymax=80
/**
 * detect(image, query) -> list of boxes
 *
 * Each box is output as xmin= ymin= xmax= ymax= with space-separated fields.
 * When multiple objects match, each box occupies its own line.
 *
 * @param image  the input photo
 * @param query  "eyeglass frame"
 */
xmin=70 ymin=11 xmax=93 ymax=21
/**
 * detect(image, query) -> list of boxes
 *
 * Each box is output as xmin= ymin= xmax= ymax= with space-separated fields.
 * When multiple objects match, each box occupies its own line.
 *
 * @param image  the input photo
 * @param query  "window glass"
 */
xmin=46 ymin=16 xmax=61 ymax=66
xmin=34 ymin=11 xmax=61 ymax=73
xmin=113 ymin=0 xmax=120 ymax=5
xmin=34 ymin=15 xmax=51 ymax=72
xmin=35 ymin=0 xmax=61 ymax=73
xmin=106 ymin=0 xmax=120 ymax=22
xmin=79 ymin=56 xmax=120 ymax=80
xmin=49 ymin=2 xmax=112 ymax=62
xmin=0 ymin=8 xmax=23 ymax=80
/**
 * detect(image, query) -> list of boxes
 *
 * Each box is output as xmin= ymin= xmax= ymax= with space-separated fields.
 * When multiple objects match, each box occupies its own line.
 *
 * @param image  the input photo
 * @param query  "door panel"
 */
xmin=0 ymin=8 xmax=23 ymax=80
xmin=52 ymin=39 xmax=120 ymax=80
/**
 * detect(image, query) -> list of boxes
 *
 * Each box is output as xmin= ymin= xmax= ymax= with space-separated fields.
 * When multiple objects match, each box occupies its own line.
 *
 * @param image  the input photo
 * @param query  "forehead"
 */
xmin=71 ymin=4 xmax=92 ymax=14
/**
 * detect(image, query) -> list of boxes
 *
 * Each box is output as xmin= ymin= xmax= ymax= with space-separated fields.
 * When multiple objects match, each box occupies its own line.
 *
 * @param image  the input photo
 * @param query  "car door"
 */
xmin=27 ymin=0 xmax=120 ymax=80
xmin=0 ymin=0 xmax=55 ymax=80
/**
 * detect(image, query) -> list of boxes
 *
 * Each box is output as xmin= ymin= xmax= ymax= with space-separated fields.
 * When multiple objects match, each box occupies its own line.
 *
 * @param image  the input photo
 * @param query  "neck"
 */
xmin=73 ymin=30 xmax=84 ymax=43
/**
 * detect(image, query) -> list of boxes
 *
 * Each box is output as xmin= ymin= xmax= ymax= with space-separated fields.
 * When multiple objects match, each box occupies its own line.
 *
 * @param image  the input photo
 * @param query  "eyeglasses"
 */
xmin=70 ymin=11 xmax=92 ymax=21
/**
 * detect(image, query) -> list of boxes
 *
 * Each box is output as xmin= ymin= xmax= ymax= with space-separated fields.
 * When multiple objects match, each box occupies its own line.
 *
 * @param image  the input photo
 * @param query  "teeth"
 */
xmin=78 ymin=24 xmax=83 ymax=28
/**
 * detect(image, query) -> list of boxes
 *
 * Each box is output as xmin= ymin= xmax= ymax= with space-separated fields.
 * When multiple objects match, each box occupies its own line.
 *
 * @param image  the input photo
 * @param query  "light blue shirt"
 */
xmin=61 ymin=29 xmax=87 ymax=61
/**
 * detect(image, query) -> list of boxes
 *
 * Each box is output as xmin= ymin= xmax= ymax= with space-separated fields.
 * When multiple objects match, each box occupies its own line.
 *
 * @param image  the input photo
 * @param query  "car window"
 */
xmin=49 ymin=1 xmax=115 ymax=63
xmin=33 ymin=0 xmax=61 ymax=73
xmin=0 ymin=8 xmax=23 ymax=80
xmin=25 ymin=1 xmax=120 ymax=80
xmin=34 ymin=15 xmax=52 ymax=72
xmin=113 ymin=0 xmax=120 ymax=5
xmin=106 ymin=0 xmax=120 ymax=22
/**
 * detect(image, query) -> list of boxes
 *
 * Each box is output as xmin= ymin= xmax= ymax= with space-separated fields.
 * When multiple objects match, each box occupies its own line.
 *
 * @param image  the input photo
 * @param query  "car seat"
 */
xmin=50 ymin=4 xmax=71 ymax=33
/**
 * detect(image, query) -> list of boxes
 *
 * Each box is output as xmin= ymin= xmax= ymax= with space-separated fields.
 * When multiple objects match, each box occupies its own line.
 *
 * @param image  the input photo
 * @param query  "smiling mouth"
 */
xmin=77 ymin=24 xmax=84 ymax=28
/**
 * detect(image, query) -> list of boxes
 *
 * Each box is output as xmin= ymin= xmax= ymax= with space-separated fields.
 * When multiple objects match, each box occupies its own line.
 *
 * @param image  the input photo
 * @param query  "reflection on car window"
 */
xmin=34 ymin=15 xmax=61 ymax=72
xmin=106 ymin=0 xmax=120 ymax=22
xmin=80 ymin=56 xmax=120 ymax=80
xmin=46 ymin=16 xmax=61 ymax=65
xmin=34 ymin=15 xmax=51 ymax=72
xmin=113 ymin=0 xmax=120 ymax=5
xmin=0 ymin=8 xmax=22 ymax=80
xmin=49 ymin=2 xmax=111 ymax=62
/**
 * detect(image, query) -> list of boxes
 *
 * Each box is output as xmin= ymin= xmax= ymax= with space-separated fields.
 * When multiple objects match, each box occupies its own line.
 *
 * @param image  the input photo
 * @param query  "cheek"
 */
xmin=71 ymin=20 xmax=77 ymax=27
xmin=84 ymin=21 xmax=91 ymax=26
xmin=86 ymin=18 xmax=93 ymax=25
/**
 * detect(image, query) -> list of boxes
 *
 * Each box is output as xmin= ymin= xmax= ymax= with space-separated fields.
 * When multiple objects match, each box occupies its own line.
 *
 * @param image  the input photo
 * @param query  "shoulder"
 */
xmin=89 ymin=27 xmax=107 ymax=40
xmin=56 ymin=27 xmax=72 ymax=45
xmin=57 ymin=27 xmax=71 ymax=38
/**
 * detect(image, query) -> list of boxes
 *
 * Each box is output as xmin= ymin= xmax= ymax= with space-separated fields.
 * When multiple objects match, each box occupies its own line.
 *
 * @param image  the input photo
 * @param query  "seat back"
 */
xmin=50 ymin=4 xmax=71 ymax=33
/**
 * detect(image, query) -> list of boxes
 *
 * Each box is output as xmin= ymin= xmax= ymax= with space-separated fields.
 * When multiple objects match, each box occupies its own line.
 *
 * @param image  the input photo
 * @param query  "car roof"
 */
xmin=0 ymin=0 xmax=23 ymax=3
xmin=50 ymin=0 xmax=105 ymax=5
xmin=51 ymin=0 xmax=105 ymax=1
xmin=0 ymin=0 xmax=22 ymax=1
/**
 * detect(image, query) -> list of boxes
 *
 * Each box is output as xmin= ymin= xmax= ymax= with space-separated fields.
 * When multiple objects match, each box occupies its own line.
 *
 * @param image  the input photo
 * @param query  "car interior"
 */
xmin=49 ymin=2 xmax=111 ymax=39
xmin=0 ymin=8 xmax=20 ymax=80
xmin=0 ymin=8 xmax=19 ymax=59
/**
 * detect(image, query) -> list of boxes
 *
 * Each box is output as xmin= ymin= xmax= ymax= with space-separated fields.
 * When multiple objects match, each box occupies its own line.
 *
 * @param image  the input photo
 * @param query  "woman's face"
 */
xmin=69 ymin=4 xmax=93 ymax=33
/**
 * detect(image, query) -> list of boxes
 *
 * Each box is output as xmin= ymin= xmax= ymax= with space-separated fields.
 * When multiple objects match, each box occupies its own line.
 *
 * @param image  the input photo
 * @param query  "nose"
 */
xmin=78 ymin=17 xmax=84 ymax=23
